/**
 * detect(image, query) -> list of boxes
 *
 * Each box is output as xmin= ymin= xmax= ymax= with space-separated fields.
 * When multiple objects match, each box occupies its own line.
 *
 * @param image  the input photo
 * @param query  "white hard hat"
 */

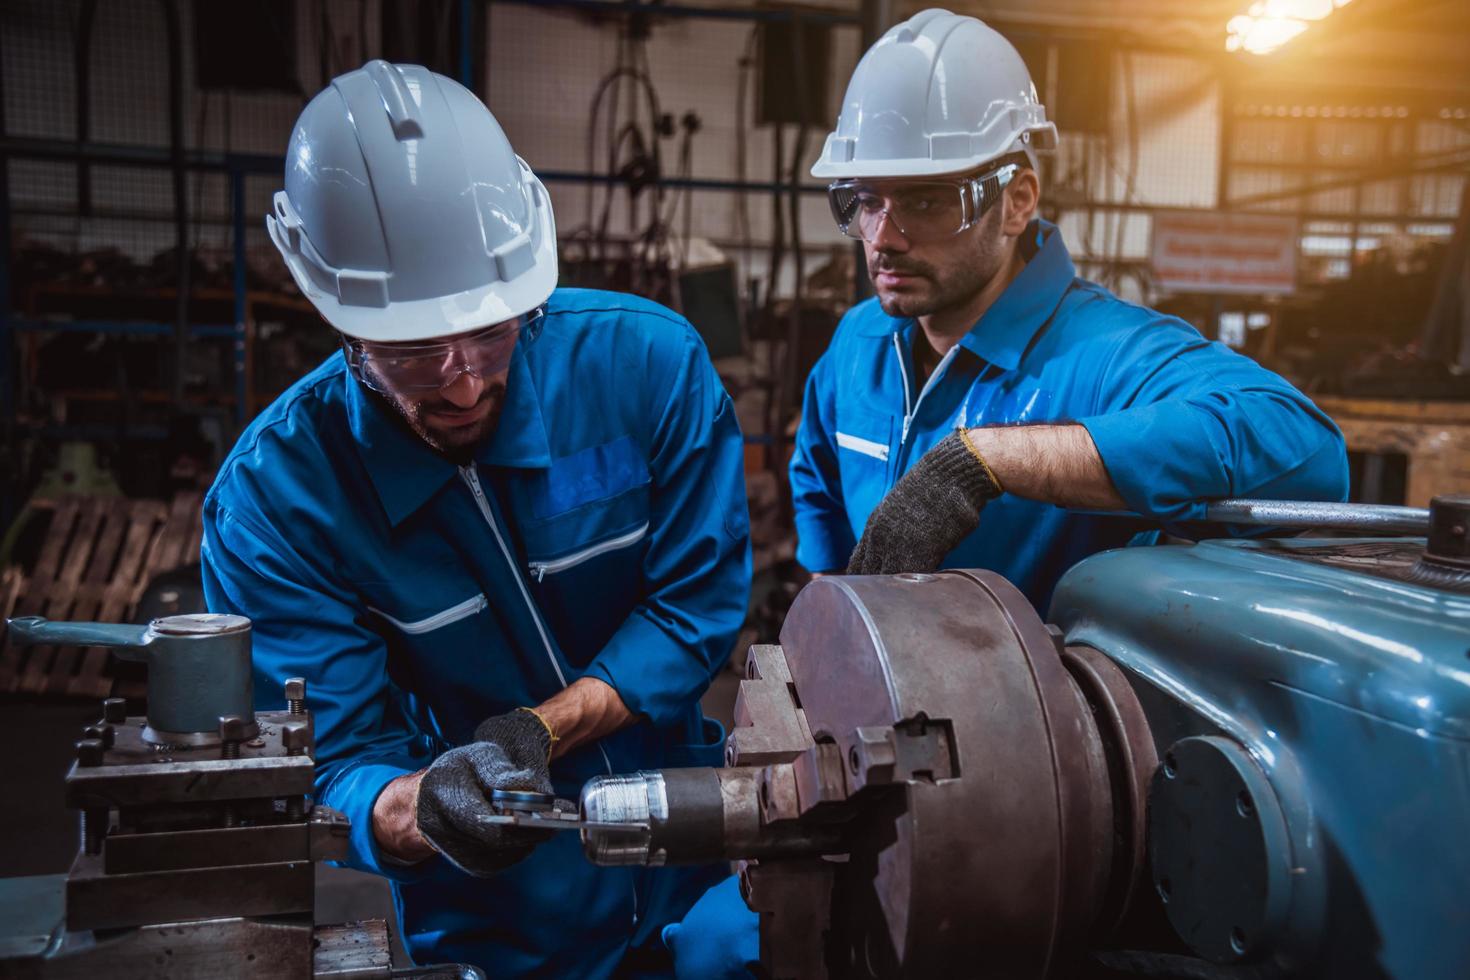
xmin=811 ymin=9 xmax=1057 ymax=181
xmin=267 ymin=60 xmax=557 ymax=342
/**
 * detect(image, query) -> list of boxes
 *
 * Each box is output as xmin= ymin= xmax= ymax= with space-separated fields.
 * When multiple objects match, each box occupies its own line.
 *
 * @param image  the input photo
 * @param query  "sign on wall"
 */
xmin=1150 ymin=213 xmax=1299 ymax=294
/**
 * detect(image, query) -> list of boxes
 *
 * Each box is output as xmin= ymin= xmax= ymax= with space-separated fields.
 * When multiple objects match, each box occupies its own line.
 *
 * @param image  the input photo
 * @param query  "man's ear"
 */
xmin=1002 ymin=169 xmax=1040 ymax=236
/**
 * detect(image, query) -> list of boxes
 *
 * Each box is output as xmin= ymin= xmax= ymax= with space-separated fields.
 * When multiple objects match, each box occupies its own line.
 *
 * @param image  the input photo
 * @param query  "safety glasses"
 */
xmin=345 ymin=307 xmax=544 ymax=394
xmin=828 ymin=162 xmax=1020 ymax=244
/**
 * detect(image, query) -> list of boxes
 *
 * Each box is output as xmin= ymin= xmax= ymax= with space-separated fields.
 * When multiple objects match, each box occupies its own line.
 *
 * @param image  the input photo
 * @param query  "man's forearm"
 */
xmin=372 ymin=771 xmax=435 ymax=862
xmin=533 ymin=676 xmax=634 ymax=760
xmin=964 ymin=423 xmax=1125 ymax=511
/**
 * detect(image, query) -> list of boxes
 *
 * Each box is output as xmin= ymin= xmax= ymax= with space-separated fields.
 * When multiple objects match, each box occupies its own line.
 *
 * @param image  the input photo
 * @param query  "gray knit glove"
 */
xmin=847 ymin=431 xmax=1003 ymax=575
xmin=416 ymin=708 xmax=555 ymax=877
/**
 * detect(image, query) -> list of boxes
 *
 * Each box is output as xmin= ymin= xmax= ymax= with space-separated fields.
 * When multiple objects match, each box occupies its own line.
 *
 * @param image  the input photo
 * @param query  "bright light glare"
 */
xmin=1226 ymin=0 xmax=1355 ymax=55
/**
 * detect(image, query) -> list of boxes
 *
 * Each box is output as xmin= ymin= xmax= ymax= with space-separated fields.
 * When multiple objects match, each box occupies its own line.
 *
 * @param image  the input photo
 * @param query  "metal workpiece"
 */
xmin=5 ymin=613 xmax=256 ymax=745
xmin=579 ymin=771 xmax=667 ymax=865
xmin=1203 ymin=498 xmax=1429 ymax=535
xmin=578 ymin=765 xmax=845 ymax=867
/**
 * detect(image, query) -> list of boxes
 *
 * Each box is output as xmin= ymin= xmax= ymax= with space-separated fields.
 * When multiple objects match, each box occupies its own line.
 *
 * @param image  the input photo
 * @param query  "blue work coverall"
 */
xmin=791 ymin=220 xmax=1349 ymax=610
xmin=201 ymin=288 xmax=752 ymax=976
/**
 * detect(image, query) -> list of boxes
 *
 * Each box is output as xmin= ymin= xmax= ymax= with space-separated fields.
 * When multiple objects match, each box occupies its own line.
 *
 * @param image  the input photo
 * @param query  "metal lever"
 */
xmin=5 ymin=613 xmax=257 ymax=746
xmin=1204 ymin=499 xmax=1429 ymax=535
xmin=6 ymin=617 xmax=152 ymax=655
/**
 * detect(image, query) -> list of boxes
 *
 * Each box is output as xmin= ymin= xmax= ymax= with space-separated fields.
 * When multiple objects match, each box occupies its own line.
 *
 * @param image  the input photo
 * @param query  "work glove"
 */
xmin=416 ymin=707 xmax=557 ymax=877
xmin=847 ymin=430 xmax=1003 ymax=576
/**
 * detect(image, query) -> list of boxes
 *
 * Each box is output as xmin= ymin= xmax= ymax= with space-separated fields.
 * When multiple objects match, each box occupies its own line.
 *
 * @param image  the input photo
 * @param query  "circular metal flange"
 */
xmin=1061 ymin=645 xmax=1159 ymax=936
xmin=142 ymin=719 xmax=260 ymax=748
xmin=491 ymin=788 xmax=556 ymax=811
xmin=778 ymin=570 xmax=1117 ymax=978
xmin=1149 ymin=735 xmax=1293 ymax=963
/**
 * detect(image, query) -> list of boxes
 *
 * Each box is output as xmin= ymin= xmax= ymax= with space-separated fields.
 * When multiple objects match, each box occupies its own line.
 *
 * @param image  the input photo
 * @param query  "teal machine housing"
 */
xmin=1051 ymin=532 xmax=1470 ymax=978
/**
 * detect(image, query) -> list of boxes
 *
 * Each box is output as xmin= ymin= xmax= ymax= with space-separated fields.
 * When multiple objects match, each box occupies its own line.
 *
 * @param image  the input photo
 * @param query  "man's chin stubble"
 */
xmin=387 ymin=388 xmax=505 ymax=459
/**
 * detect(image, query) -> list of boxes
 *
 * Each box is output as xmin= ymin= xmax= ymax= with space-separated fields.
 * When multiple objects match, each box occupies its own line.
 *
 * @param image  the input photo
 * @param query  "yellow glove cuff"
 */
xmin=517 ymin=706 xmax=559 ymax=762
xmin=956 ymin=427 xmax=1005 ymax=493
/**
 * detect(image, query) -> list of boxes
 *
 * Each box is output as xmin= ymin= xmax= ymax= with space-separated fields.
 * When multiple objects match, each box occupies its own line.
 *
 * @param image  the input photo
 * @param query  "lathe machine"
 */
xmin=578 ymin=497 xmax=1470 ymax=979
xmin=2 ymin=497 xmax=1468 ymax=978
xmin=0 ymin=613 xmax=478 ymax=979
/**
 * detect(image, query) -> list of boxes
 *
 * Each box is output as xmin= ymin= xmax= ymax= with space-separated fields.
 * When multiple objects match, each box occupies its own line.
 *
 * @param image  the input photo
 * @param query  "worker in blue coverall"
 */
xmin=199 ymin=61 xmax=754 ymax=977
xmin=790 ymin=10 xmax=1348 ymax=607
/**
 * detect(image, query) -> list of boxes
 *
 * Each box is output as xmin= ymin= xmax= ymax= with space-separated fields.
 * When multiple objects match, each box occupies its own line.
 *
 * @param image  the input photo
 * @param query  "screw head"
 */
xmin=281 ymin=721 xmax=310 ymax=755
xmin=218 ymin=715 xmax=248 ymax=743
xmin=102 ymin=698 xmax=127 ymax=723
xmin=284 ymin=677 xmax=306 ymax=701
xmin=76 ymin=738 xmax=105 ymax=767
xmin=83 ymin=724 xmax=115 ymax=749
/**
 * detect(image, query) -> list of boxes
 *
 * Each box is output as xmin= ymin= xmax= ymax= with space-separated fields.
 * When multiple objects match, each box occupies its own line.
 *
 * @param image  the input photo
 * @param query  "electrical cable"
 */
xmin=779 ymin=15 xmax=812 ymax=504
xmin=734 ymin=26 xmax=758 ymax=310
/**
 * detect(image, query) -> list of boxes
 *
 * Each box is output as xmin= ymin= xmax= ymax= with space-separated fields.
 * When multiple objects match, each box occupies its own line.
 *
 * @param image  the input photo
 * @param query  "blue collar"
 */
xmin=853 ymin=219 xmax=1076 ymax=371
xmin=348 ymin=343 xmax=553 ymax=526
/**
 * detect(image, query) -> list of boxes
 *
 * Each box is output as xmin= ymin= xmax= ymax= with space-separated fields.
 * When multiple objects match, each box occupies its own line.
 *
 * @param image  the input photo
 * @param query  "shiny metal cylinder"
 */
xmin=1205 ymin=499 xmax=1428 ymax=535
xmin=580 ymin=766 xmax=844 ymax=867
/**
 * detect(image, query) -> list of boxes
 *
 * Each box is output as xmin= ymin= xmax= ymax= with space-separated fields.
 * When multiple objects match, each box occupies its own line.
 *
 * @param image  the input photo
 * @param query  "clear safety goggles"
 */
xmin=827 ymin=162 xmax=1020 ymax=244
xmin=345 ymin=307 xmax=544 ymax=394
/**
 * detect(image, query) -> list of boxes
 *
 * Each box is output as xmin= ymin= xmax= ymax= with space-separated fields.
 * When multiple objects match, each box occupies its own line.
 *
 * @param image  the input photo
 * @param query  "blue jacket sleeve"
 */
xmin=1077 ymin=319 xmax=1349 ymax=527
xmin=201 ymin=498 xmax=447 ymax=883
xmin=583 ymin=327 xmax=752 ymax=727
xmin=790 ymin=348 xmax=855 ymax=573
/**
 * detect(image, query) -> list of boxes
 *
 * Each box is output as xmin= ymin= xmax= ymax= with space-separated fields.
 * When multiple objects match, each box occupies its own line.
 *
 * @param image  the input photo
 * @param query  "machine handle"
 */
xmin=5 ymin=617 xmax=152 ymax=658
xmin=1204 ymin=499 xmax=1429 ymax=535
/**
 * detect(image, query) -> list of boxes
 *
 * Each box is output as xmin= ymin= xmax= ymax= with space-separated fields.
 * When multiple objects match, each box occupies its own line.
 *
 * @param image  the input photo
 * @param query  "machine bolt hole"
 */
xmin=849 ymin=746 xmax=861 ymax=774
xmin=1157 ymin=877 xmax=1172 ymax=903
xmin=1236 ymin=790 xmax=1254 ymax=818
xmin=1230 ymin=927 xmax=1248 ymax=954
xmin=1162 ymin=753 xmax=1178 ymax=779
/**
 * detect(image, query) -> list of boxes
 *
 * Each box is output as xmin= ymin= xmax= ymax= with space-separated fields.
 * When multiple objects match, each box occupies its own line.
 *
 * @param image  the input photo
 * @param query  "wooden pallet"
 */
xmin=0 ymin=491 xmax=203 ymax=699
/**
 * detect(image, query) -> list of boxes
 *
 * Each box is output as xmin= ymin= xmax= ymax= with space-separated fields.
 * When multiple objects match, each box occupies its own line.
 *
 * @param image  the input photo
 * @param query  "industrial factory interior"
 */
xmin=0 ymin=0 xmax=1467 ymax=977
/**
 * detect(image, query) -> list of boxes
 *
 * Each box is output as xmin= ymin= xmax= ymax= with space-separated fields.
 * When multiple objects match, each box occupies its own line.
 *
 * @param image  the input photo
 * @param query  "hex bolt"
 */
xmin=281 ymin=721 xmax=310 ymax=756
xmin=285 ymin=677 xmax=307 ymax=716
xmin=218 ymin=715 xmax=247 ymax=760
xmin=84 ymin=724 xmax=115 ymax=750
xmin=102 ymin=697 xmax=127 ymax=724
xmin=76 ymin=738 xmax=105 ymax=768
xmin=285 ymin=795 xmax=305 ymax=822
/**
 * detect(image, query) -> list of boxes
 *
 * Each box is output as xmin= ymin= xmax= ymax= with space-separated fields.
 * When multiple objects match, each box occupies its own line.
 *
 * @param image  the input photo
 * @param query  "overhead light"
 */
xmin=1226 ymin=0 xmax=1355 ymax=55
